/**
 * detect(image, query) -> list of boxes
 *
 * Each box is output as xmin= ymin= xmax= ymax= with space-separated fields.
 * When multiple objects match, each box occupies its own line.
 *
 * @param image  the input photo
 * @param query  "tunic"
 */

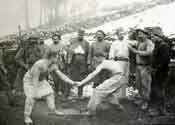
xmin=89 ymin=40 xmax=111 ymax=87
xmin=135 ymin=39 xmax=154 ymax=101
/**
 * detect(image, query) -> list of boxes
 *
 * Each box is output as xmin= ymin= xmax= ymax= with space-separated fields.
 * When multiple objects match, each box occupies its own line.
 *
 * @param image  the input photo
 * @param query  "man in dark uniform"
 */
xmin=49 ymin=33 xmax=68 ymax=96
xmin=68 ymin=29 xmax=90 ymax=97
xmin=89 ymin=30 xmax=111 ymax=88
xmin=149 ymin=28 xmax=171 ymax=116
xmin=13 ymin=35 xmax=41 ymax=95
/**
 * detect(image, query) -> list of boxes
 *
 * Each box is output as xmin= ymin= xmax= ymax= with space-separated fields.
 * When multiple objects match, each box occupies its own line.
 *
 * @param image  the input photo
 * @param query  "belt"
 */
xmin=74 ymin=53 xmax=85 ymax=56
xmin=114 ymin=57 xmax=129 ymax=62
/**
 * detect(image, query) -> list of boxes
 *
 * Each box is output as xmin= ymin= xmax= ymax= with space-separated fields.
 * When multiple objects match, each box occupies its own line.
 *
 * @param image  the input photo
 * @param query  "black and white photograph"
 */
xmin=0 ymin=0 xmax=175 ymax=125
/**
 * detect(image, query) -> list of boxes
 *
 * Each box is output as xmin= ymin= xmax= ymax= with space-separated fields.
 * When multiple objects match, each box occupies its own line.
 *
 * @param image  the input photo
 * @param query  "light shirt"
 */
xmin=74 ymin=45 xmax=85 ymax=54
xmin=109 ymin=40 xmax=130 ymax=59
xmin=96 ymin=60 xmax=129 ymax=76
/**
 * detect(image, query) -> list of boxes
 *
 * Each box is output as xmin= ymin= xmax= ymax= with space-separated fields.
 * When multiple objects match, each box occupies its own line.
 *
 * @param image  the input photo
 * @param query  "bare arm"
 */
xmin=137 ymin=42 xmax=154 ymax=56
xmin=54 ymin=68 xmax=74 ymax=85
xmin=79 ymin=63 xmax=103 ymax=86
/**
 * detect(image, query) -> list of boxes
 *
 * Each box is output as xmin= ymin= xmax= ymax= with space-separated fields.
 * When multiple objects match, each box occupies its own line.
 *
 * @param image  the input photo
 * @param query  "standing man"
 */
xmin=149 ymin=28 xmax=170 ymax=116
xmin=89 ymin=30 xmax=111 ymax=88
xmin=13 ymin=35 xmax=41 ymax=96
xmin=49 ymin=33 xmax=67 ymax=96
xmin=109 ymin=28 xmax=130 ymax=97
xmin=68 ymin=29 xmax=90 ymax=97
xmin=38 ymin=37 xmax=49 ymax=58
xmin=129 ymin=29 xmax=154 ymax=110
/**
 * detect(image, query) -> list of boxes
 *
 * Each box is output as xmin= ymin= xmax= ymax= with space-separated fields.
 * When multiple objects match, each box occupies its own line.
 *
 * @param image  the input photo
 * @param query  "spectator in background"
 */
xmin=13 ymin=35 xmax=41 ymax=96
xmin=129 ymin=29 xmax=154 ymax=111
xmin=38 ymin=37 xmax=49 ymax=58
xmin=67 ymin=29 xmax=90 ymax=98
xmin=148 ymin=28 xmax=171 ymax=116
xmin=109 ymin=27 xmax=132 ymax=97
xmin=49 ymin=33 xmax=67 ymax=96
xmin=89 ymin=30 xmax=111 ymax=88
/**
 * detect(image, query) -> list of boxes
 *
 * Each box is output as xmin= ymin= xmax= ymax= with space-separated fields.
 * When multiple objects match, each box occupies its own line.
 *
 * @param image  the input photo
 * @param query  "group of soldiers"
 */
xmin=10 ymin=29 xmax=112 ymax=100
xmin=0 ymin=25 xmax=175 ymax=120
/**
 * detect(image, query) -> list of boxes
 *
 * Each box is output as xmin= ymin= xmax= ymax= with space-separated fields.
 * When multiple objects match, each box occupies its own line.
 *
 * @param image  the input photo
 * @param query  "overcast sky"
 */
xmin=0 ymin=0 xmax=149 ymax=37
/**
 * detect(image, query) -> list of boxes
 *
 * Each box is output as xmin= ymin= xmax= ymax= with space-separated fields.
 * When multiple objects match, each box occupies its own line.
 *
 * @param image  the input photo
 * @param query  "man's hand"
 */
xmin=74 ymin=81 xmax=83 ymax=87
xmin=128 ymin=45 xmax=138 ymax=54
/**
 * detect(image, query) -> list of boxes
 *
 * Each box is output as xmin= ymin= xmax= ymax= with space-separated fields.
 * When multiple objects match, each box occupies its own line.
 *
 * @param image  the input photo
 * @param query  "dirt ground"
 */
xmin=0 ymin=94 xmax=175 ymax=125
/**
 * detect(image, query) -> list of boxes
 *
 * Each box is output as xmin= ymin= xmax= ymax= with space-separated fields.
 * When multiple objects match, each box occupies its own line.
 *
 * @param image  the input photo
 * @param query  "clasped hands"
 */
xmin=71 ymin=81 xmax=84 ymax=88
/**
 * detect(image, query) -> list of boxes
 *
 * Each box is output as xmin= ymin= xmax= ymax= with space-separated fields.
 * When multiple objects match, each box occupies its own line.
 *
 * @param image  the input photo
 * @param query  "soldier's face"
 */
xmin=53 ymin=36 xmax=59 ymax=44
xmin=96 ymin=32 xmax=104 ymax=41
xmin=117 ymin=32 xmax=124 ymax=40
xmin=137 ymin=31 xmax=147 ymax=41
xmin=151 ymin=35 xmax=162 ymax=44
xmin=78 ymin=33 xmax=84 ymax=41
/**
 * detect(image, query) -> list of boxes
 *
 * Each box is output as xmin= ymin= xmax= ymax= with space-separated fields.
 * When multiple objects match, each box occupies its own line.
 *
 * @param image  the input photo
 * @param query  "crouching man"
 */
xmin=77 ymin=57 xmax=130 ymax=115
xmin=23 ymin=51 xmax=75 ymax=124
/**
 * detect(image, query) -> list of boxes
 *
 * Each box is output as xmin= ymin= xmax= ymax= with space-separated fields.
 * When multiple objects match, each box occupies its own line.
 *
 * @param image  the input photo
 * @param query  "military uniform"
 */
xmin=135 ymin=39 xmax=154 ymax=104
xmin=89 ymin=40 xmax=111 ymax=88
xmin=68 ymin=37 xmax=90 ymax=97
xmin=49 ymin=42 xmax=67 ymax=95
xmin=150 ymin=41 xmax=170 ymax=113
xmin=14 ymin=37 xmax=41 ymax=94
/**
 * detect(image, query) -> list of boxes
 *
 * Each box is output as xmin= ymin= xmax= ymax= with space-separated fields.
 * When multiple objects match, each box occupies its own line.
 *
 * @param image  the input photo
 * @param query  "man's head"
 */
xmin=136 ymin=29 xmax=149 ymax=42
xmin=150 ymin=27 xmax=164 ymax=44
xmin=52 ymin=34 xmax=61 ymax=44
xmin=28 ymin=34 xmax=39 ymax=47
xmin=46 ymin=50 xmax=58 ymax=64
xmin=96 ymin=30 xmax=106 ymax=42
xmin=115 ymin=27 xmax=125 ymax=40
xmin=39 ymin=38 xmax=44 ymax=45
xmin=77 ymin=29 xmax=85 ymax=41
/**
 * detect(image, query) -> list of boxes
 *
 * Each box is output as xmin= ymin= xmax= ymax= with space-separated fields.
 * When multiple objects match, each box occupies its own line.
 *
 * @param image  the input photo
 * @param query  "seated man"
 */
xmin=77 ymin=58 xmax=129 ymax=115
xmin=23 ymin=51 xmax=76 ymax=124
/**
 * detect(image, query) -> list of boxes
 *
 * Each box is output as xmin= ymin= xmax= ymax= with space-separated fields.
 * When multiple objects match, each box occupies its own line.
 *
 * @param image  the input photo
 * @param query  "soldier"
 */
xmin=38 ymin=37 xmax=49 ymax=58
xmin=149 ymin=28 xmax=171 ymax=116
xmin=67 ymin=29 xmax=90 ymax=98
xmin=49 ymin=33 xmax=67 ymax=96
xmin=109 ymin=28 xmax=130 ymax=97
xmin=13 ymin=35 xmax=41 ymax=96
xmin=129 ymin=29 xmax=155 ymax=110
xmin=89 ymin=30 xmax=111 ymax=88
xmin=76 ymin=56 xmax=130 ymax=115
xmin=23 ymin=51 xmax=76 ymax=124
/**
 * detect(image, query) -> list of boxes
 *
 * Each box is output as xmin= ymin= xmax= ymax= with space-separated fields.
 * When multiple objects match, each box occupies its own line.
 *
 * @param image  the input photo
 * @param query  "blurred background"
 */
xmin=0 ymin=0 xmax=154 ymax=36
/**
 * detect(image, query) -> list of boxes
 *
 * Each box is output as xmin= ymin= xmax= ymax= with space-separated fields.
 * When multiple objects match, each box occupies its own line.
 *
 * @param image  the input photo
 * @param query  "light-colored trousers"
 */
xmin=23 ymin=75 xmax=55 ymax=119
xmin=136 ymin=65 xmax=152 ymax=101
xmin=87 ymin=73 xmax=127 ymax=114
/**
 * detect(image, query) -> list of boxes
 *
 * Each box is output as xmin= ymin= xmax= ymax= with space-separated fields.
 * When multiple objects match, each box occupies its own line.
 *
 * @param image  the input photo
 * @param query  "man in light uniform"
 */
xmin=77 ymin=29 xmax=132 ymax=114
xmin=109 ymin=28 xmax=130 ymax=97
xmin=23 ymin=51 xmax=75 ymax=124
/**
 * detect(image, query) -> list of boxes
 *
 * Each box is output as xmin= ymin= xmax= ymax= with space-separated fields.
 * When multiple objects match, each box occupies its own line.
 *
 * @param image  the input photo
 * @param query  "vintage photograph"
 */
xmin=0 ymin=0 xmax=175 ymax=125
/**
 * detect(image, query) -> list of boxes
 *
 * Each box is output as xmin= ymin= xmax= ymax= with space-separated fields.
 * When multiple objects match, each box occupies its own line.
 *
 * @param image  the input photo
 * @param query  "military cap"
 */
xmin=96 ymin=30 xmax=106 ymax=37
xmin=136 ymin=29 xmax=149 ymax=36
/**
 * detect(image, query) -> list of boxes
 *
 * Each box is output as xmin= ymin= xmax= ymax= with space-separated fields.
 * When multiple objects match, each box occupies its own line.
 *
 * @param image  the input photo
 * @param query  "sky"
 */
xmin=0 ymin=0 xmax=150 ymax=37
